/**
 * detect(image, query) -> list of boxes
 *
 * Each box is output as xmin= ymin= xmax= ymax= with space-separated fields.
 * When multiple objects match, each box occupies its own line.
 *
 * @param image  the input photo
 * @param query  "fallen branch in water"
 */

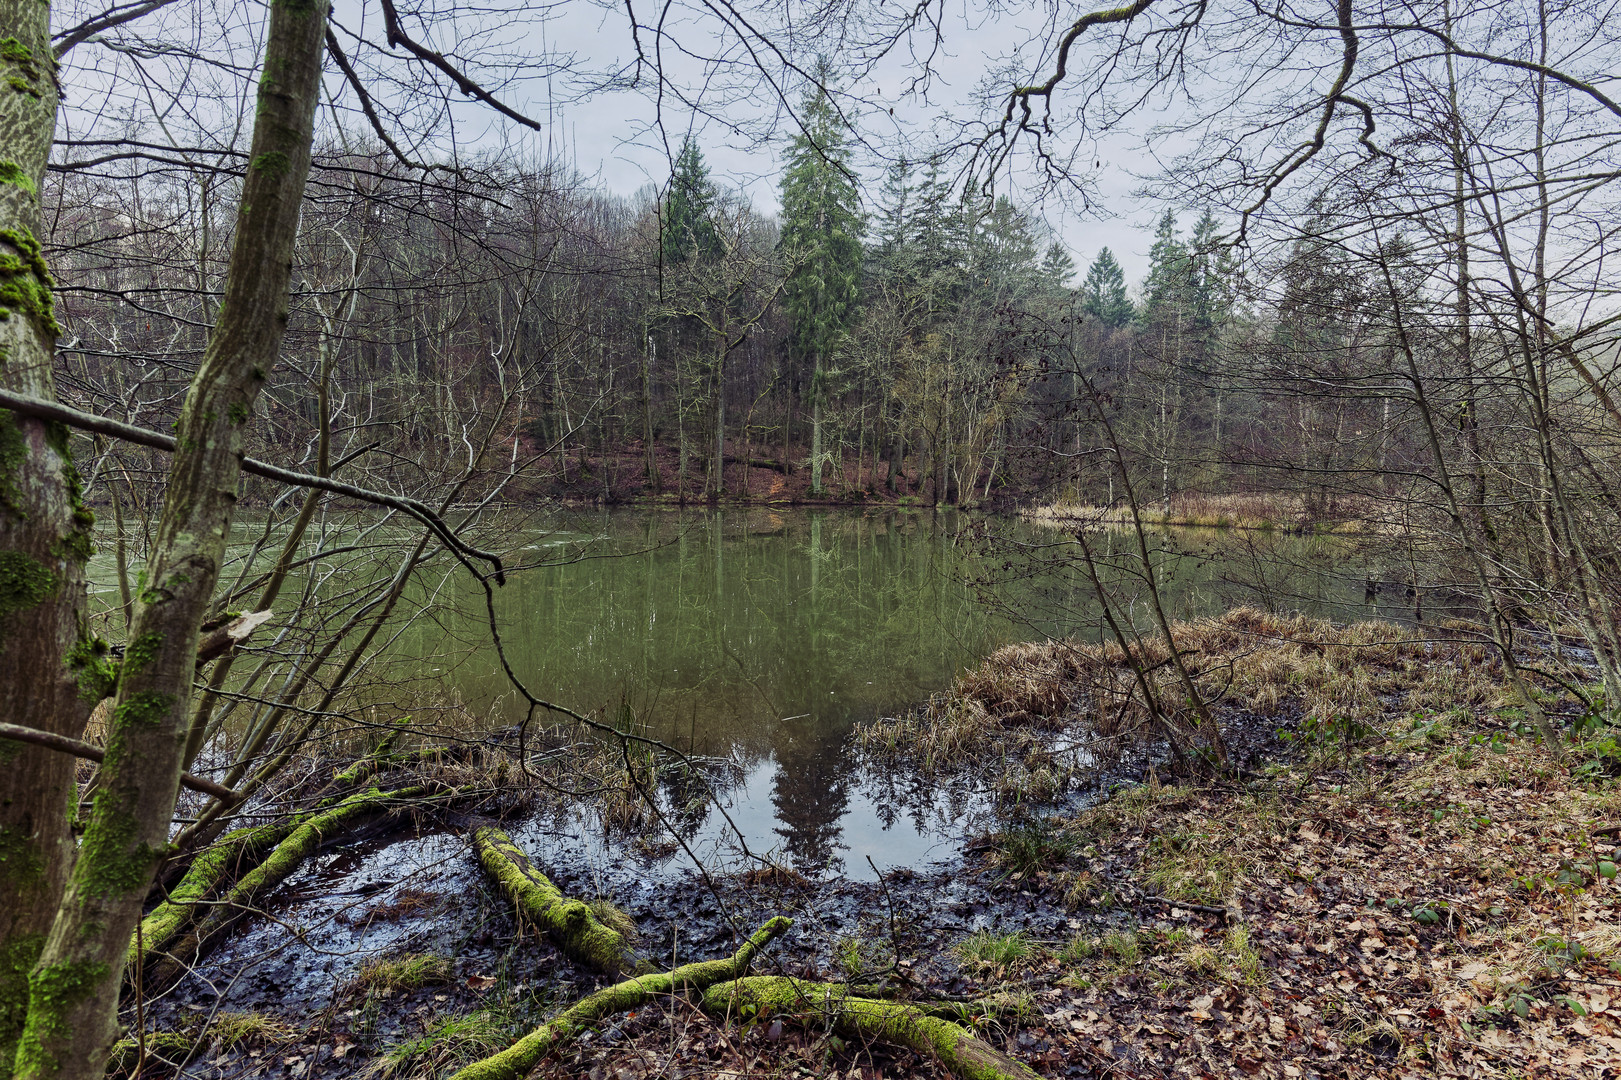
xmin=701 ymin=976 xmax=1041 ymax=1080
xmin=445 ymin=916 xmax=792 ymax=1080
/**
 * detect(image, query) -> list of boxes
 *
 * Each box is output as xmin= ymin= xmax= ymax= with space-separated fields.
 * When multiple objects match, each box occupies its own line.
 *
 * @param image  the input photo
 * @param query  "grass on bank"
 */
xmin=858 ymin=606 xmax=1526 ymax=783
xmin=1022 ymin=491 xmax=1374 ymax=532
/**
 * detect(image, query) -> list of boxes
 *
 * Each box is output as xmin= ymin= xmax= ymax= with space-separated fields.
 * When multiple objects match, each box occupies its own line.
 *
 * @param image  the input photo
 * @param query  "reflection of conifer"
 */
xmin=769 ymin=721 xmax=854 ymax=874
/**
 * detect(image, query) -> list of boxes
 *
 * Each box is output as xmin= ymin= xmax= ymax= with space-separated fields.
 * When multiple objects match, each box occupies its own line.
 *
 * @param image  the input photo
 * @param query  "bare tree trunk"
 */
xmin=0 ymin=4 xmax=93 ymax=1073
xmin=810 ymin=355 xmax=824 ymax=496
xmin=15 ymin=3 xmax=328 ymax=1076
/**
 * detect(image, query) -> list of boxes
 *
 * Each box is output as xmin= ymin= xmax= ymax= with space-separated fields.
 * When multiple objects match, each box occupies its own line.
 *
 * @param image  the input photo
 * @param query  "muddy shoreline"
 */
xmin=124 ymin=611 xmax=1619 ymax=1079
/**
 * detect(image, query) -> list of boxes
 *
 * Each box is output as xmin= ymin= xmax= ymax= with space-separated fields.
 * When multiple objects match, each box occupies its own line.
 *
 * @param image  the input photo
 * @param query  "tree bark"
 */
xmin=0 ymin=5 xmax=92 ymax=1075
xmin=14 ymin=2 xmax=328 ymax=1076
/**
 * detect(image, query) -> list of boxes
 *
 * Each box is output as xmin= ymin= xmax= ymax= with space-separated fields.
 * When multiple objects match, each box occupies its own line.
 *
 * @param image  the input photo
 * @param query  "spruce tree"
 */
xmin=662 ymin=136 xmax=721 ymax=267
xmin=1041 ymin=241 xmax=1077 ymax=292
xmin=1080 ymin=247 xmax=1133 ymax=326
xmin=779 ymin=73 xmax=863 ymax=494
xmin=1142 ymin=208 xmax=1192 ymax=324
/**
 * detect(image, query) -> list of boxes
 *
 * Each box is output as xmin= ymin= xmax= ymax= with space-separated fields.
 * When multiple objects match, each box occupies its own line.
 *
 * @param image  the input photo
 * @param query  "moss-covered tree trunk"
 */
xmin=13 ymin=2 xmax=328 ymax=1078
xmin=472 ymin=824 xmax=639 ymax=975
xmin=0 ymin=5 xmax=95 ymax=1076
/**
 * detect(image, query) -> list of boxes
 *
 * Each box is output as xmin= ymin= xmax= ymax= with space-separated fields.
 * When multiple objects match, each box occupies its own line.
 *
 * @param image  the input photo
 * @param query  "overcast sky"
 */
xmin=460 ymin=0 xmax=1175 ymax=287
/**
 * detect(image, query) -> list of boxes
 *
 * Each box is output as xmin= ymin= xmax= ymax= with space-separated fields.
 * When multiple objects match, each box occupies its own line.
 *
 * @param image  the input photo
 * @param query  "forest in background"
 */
xmin=3 ymin=2 xmax=1621 ymax=1077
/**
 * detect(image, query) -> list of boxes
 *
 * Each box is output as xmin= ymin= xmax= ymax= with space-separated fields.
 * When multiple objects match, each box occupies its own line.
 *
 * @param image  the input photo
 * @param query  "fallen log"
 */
xmin=445 ymin=916 xmax=791 ymax=1080
xmin=131 ymin=819 xmax=297 ymax=971
xmin=142 ymin=785 xmax=429 ymax=990
xmin=723 ymin=454 xmax=790 ymax=474
xmin=106 ymin=1032 xmax=196 ymax=1079
xmin=701 ymin=976 xmax=1040 ymax=1080
xmin=471 ymin=822 xmax=639 ymax=975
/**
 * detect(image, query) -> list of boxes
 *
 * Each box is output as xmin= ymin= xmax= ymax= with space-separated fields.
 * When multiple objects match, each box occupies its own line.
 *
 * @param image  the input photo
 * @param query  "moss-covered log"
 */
xmin=142 ymin=786 xmax=427 ymax=991
xmin=701 ymin=977 xmax=1040 ymax=1080
xmin=471 ymin=823 xmax=638 ymax=975
xmin=445 ymin=916 xmax=790 ymax=1080
xmin=128 ymin=820 xmax=296 ymax=973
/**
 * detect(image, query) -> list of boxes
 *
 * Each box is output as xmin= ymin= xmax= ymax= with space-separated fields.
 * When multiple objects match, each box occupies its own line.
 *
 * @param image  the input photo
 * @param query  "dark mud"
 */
xmin=134 ymin=710 xmax=1303 ymax=1078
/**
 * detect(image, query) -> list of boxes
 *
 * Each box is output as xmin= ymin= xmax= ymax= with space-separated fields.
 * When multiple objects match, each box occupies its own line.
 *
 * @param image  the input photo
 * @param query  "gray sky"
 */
xmin=485 ymin=0 xmax=1173 ymax=286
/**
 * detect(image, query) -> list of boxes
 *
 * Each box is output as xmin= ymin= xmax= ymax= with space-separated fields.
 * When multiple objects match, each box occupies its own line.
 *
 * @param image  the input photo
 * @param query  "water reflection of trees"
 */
xmin=768 ymin=718 xmax=853 ymax=874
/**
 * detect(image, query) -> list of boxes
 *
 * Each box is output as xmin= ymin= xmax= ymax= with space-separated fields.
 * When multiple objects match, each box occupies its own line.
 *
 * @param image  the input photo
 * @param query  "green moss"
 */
xmin=250 ymin=152 xmax=289 ymax=178
xmin=0 ymin=228 xmax=57 ymax=336
xmin=106 ymin=1032 xmax=195 ymax=1078
xmin=48 ymin=430 xmax=94 ymax=564
xmin=0 ymin=550 xmax=56 ymax=622
xmin=0 ymin=38 xmax=43 ymax=104
xmin=75 ymin=790 xmax=164 ymax=900
xmin=113 ymin=691 xmax=172 ymax=727
xmin=0 ymin=825 xmax=45 ymax=887
xmin=130 ymin=822 xmax=296 ymax=968
xmin=0 ymin=162 xmax=34 ymax=196
xmin=0 ymin=932 xmax=47 ymax=1074
xmin=473 ymin=825 xmax=635 ymax=974
xmin=227 ymin=401 xmax=250 ymax=426
xmin=120 ymin=633 xmax=162 ymax=678
xmin=444 ymin=917 xmax=790 ymax=1080
xmin=15 ymin=958 xmax=109 ymax=1078
xmin=65 ymin=636 xmax=116 ymax=702
xmin=0 ymin=411 xmax=24 ymax=519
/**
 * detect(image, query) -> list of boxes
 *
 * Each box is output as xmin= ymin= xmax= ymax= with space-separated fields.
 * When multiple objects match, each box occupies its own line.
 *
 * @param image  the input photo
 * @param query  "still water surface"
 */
xmin=389 ymin=508 xmax=1392 ymax=878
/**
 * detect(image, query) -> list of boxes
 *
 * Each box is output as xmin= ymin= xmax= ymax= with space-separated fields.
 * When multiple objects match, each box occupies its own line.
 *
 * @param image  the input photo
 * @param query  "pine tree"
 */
xmin=1080 ymin=247 xmax=1133 ymax=327
xmin=779 ymin=71 xmax=864 ymax=494
xmin=662 ymin=136 xmax=720 ymax=267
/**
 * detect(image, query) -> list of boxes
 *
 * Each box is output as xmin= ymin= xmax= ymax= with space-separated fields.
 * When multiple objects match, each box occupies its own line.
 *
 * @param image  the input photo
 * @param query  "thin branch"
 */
xmin=0 ymin=390 xmax=505 ymax=584
xmin=0 ymin=723 xmax=240 ymax=802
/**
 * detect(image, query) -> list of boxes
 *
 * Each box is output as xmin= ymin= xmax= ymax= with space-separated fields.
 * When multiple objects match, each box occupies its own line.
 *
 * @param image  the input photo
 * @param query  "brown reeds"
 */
xmin=859 ymin=607 xmax=1527 ymax=774
xmin=1021 ymin=491 xmax=1377 ymax=532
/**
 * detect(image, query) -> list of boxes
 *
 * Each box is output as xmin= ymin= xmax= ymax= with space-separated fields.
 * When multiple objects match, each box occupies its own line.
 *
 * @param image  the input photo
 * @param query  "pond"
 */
xmin=383 ymin=507 xmax=1404 ymax=879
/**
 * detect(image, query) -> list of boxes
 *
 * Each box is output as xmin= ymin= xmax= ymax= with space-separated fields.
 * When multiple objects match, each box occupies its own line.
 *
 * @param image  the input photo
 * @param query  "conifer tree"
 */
xmin=779 ymin=71 xmax=863 ymax=495
xmin=1142 ymin=208 xmax=1192 ymax=324
xmin=1041 ymin=241 xmax=1077 ymax=292
xmin=1080 ymin=248 xmax=1133 ymax=327
xmin=662 ymin=137 xmax=721 ymax=267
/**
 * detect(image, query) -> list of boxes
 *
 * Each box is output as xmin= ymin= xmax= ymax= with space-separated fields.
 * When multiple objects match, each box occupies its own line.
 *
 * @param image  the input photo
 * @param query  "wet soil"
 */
xmin=134 ymin=708 xmax=1302 ymax=1080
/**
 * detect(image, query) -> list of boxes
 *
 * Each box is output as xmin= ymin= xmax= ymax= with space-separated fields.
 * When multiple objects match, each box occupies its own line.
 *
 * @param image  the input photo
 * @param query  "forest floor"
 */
xmin=122 ymin=612 xmax=1621 ymax=1080
xmin=515 ymin=710 xmax=1621 ymax=1080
